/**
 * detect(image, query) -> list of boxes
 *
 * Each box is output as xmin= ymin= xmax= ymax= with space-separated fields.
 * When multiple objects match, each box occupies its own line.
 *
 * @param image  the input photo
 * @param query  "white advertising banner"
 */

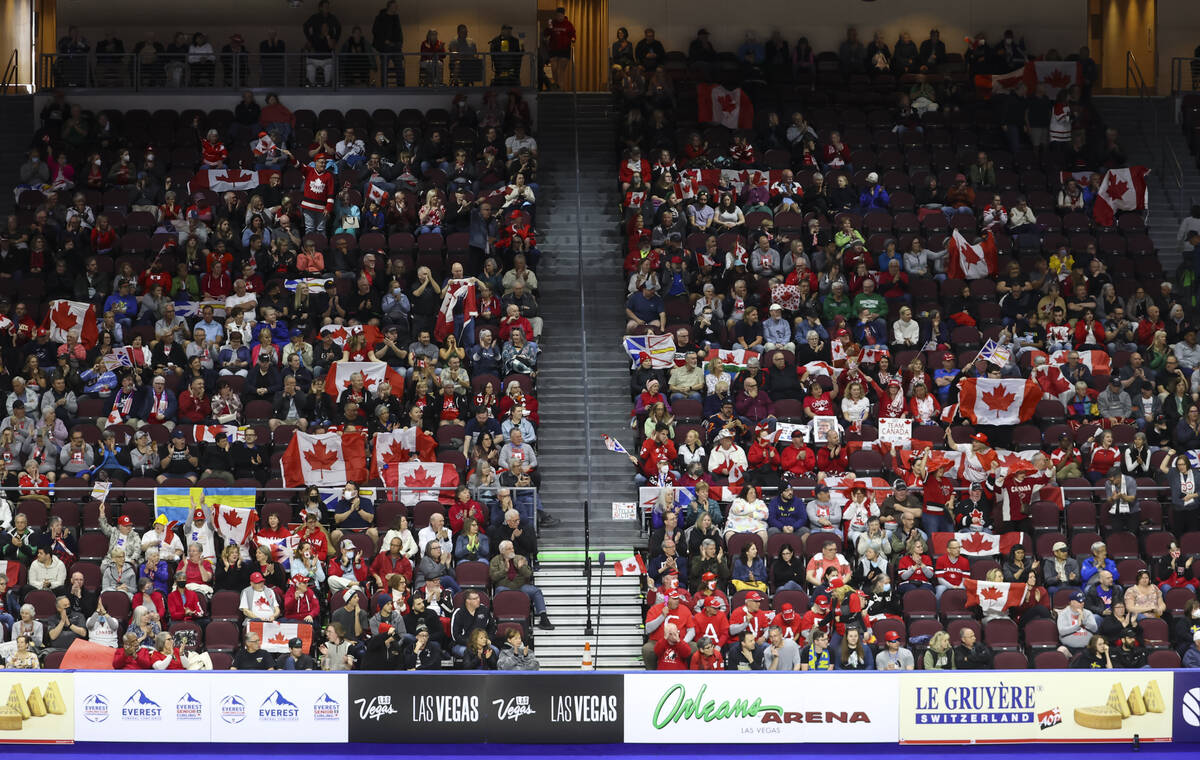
xmin=622 ymin=673 xmax=898 ymax=743
xmin=208 ymin=673 xmax=349 ymax=743
xmin=73 ymin=672 xmax=212 ymax=742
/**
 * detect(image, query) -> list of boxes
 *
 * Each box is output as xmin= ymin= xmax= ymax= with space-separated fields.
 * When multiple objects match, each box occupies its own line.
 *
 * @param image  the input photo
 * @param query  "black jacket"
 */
xmin=450 ymin=604 xmax=496 ymax=645
xmin=953 ymin=642 xmax=994 ymax=670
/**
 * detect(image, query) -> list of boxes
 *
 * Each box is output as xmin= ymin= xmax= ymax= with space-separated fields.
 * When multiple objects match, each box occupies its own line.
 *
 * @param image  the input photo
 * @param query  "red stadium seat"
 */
xmin=993 ymin=651 xmax=1030 ymax=669
xmin=1034 ymin=651 xmax=1069 ymax=669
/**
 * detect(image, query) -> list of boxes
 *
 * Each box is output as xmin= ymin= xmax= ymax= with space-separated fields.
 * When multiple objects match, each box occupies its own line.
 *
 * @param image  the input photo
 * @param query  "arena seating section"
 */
xmin=620 ymin=37 xmax=1197 ymax=670
xmin=2 ymin=91 xmax=547 ymax=669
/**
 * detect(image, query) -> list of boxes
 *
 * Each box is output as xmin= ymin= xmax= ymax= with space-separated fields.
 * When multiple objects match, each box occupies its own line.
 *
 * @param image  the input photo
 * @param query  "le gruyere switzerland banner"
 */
xmin=899 ymin=671 xmax=1173 ymax=744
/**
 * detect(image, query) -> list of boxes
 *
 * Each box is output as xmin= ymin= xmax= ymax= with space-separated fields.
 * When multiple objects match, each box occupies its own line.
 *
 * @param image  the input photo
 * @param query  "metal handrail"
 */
xmin=1169 ymin=56 xmax=1200 ymax=95
xmin=36 ymin=50 xmax=536 ymax=92
xmin=1 ymin=48 xmax=17 ymax=95
xmin=1129 ymin=51 xmax=1189 ymax=214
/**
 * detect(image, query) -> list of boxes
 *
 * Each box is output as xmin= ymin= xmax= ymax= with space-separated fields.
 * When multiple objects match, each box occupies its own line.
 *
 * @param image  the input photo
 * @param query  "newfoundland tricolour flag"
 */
xmin=1093 ymin=166 xmax=1149 ymax=227
xmin=957 ymin=378 xmax=1042 ymax=426
xmin=964 ymin=578 xmax=1027 ymax=614
xmin=280 ymin=431 xmax=369 ymax=487
xmin=41 ymin=300 xmax=99 ymax=348
xmin=946 ymin=229 xmax=998 ymax=280
xmin=697 ymin=84 xmax=754 ymax=129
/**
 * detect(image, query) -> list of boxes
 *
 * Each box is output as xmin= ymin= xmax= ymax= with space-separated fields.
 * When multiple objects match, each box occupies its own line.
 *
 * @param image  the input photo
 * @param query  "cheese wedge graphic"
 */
xmin=25 ymin=686 xmax=46 ymax=718
xmin=1144 ymin=680 xmax=1164 ymax=713
xmin=1074 ymin=705 xmax=1123 ymax=730
xmin=1127 ymin=685 xmax=1146 ymax=716
xmin=0 ymin=706 xmax=22 ymax=730
xmin=6 ymin=685 xmax=30 ymax=720
xmin=1105 ymin=683 xmax=1130 ymax=718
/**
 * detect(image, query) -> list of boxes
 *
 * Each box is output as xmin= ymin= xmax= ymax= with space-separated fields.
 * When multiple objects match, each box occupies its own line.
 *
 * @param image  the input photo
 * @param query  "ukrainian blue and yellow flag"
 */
xmin=154 ymin=487 xmax=257 ymax=525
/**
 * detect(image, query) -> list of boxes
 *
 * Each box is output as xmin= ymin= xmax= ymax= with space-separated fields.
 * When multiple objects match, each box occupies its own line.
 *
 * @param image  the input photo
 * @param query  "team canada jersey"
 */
xmin=729 ymin=606 xmax=773 ymax=640
xmin=294 ymin=160 xmax=335 ymax=215
xmin=998 ymin=471 xmax=1053 ymax=522
xmin=694 ymin=611 xmax=731 ymax=646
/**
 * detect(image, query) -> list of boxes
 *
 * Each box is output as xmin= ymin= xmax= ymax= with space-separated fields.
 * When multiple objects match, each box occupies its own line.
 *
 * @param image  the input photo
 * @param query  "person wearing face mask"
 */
xmin=331 ymin=482 xmax=378 ymax=548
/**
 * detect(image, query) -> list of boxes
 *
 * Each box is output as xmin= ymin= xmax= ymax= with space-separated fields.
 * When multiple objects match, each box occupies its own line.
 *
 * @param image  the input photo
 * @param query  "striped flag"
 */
xmin=977 ymin=339 xmax=1012 ymax=367
xmin=602 ymin=435 xmax=628 ymax=454
xmin=623 ymin=334 xmax=677 ymax=369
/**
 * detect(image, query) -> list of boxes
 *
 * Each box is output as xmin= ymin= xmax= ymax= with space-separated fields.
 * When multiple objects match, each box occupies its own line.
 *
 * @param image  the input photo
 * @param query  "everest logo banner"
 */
xmin=623 ymin=674 xmax=897 ymax=743
xmin=122 ymin=690 xmax=163 ymax=720
xmin=259 ymin=690 xmax=301 ymax=721
xmin=220 ymin=695 xmax=246 ymax=724
xmin=82 ymin=693 xmax=109 ymax=723
xmin=176 ymin=693 xmax=203 ymax=721
xmin=314 ymin=693 xmax=341 ymax=722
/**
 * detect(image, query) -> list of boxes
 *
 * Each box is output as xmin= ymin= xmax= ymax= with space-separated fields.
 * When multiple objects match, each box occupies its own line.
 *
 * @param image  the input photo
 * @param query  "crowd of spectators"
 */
xmin=0 ymin=79 xmax=558 ymax=669
xmin=618 ymin=25 xmax=1200 ymax=671
xmin=53 ymin=2 xmax=527 ymax=89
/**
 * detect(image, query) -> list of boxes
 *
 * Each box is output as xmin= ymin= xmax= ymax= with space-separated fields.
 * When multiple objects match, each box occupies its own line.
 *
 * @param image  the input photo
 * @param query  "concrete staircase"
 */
xmin=532 ymin=92 xmax=640 ymax=550
xmin=1094 ymin=96 xmax=1200 ymax=272
xmin=0 ymin=95 xmax=34 ymax=206
xmin=528 ymin=553 xmax=644 ymax=669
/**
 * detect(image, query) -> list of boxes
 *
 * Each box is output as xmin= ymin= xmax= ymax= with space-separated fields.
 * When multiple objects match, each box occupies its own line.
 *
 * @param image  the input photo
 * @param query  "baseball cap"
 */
xmin=780 ymin=603 xmax=795 ymax=621
xmin=341 ymin=538 xmax=356 ymax=550
xmin=1194 ymin=629 xmax=1200 ymax=643
xmin=893 ymin=479 xmax=908 ymax=490
xmin=288 ymin=637 xmax=304 ymax=649
xmin=702 ymin=572 xmax=717 ymax=582
xmin=1122 ymin=626 xmax=1138 ymax=638
xmin=814 ymin=594 xmax=829 ymax=607
xmin=294 ymin=575 xmax=310 ymax=584
xmin=834 ymin=327 xmax=849 ymax=338
xmin=705 ymin=597 xmax=722 ymax=609
xmin=1071 ymin=591 xmax=1085 ymax=602
xmin=815 ymin=483 xmax=830 ymax=494
xmin=171 ymin=428 xmax=186 ymax=438
xmin=971 ymin=433 xmax=989 ymax=444
xmin=942 ymin=352 xmax=955 ymax=362
xmin=769 ymin=303 xmax=782 ymax=311
xmin=884 ymin=630 xmax=901 ymax=642
xmin=1052 ymin=541 xmax=1068 ymax=552
xmin=290 ymin=327 xmax=304 ymax=338
xmin=154 ymin=514 xmax=168 ymax=525
xmin=744 ymin=591 xmax=763 ymax=602
xmin=378 ymin=622 xmax=392 ymax=635
xmin=117 ymin=515 xmax=132 ymax=527
xmin=866 ymin=171 xmax=879 ymax=183
xmin=192 ymin=508 xmax=206 ymax=522
xmin=250 ymin=572 xmax=265 ymax=583
xmin=969 ymin=481 xmax=983 ymax=490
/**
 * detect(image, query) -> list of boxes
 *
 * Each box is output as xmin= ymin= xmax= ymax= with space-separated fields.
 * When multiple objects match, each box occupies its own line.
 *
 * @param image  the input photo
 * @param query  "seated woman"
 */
xmin=453 ymin=518 xmax=490 ymax=565
xmin=895 ymin=536 xmax=934 ymax=594
xmin=770 ymin=544 xmax=805 ymax=592
xmin=731 ymin=542 xmax=768 ymax=593
xmin=1123 ymin=569 xmax=1166 ymax=621
xmin=724 ymin=485 xmax=768 ymax=543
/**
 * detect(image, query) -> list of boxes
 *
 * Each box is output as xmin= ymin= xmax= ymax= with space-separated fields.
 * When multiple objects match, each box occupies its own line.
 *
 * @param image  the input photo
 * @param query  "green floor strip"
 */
xmin=539 ymin=549 xmax=634 ymax=562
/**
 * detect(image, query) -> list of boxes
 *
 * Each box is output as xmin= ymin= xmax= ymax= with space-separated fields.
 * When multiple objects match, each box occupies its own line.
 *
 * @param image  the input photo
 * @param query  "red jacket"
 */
xmin=448 ymin=501 xmax=488 ymax=534
xmin=817 ymin=445 xmax=849 ymax=472
xmin=654 ymin=638 xmax=693 ymax=669
xmin=781 ymin=444 xmax=816 ymax=475
xmin=112 ymin=649 xmax=141 ymax=669
xmin=690 ymin=648 xmax=724 ymax=670
xmin=201 ymin=139 xmax=228 ymax=166
xmin=295 ymin=526 xmax=330 ymax=561
xmin=618 ymin=157 xmax=650 ymax=185
xmin=167 ymin=588 xmax=205 ymax=621
xmin=284 ymin=585 xmax=320 ymax=619
xmin=637 ymin=438 xmax=678 ymax=477
xmin=178 ymin=390 xmax=212 ymax=423
xmin=137 ymin=647 xmax=184 ymax=670
xmin=369 ymin=552 xmax=413 ymax=585
xmin=645 ymin=601 xmax=694 ymax=643
xmin=1074 ymin=319 xmax=1104 ymax=347
xmin=693 ymin=610 xmax=731 ymax=647
xmin=747 ymin=440 xmax=780 ymax=470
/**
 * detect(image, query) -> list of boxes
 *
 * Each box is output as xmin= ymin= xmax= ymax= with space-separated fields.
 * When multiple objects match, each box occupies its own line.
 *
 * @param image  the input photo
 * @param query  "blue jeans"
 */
xmin=670 ymin=391 xmax=702 ymax=402
xmin=439 ymin=575 xmax=461 ymax=594
xmin=0 ymin=612 xmax=13 ymax=632
xmin=514 ymin=583 xmax=547 ymax=614
xmin=921 ymin=512 xmax=954 ymax=536
xmin=417 ymin=225 xmax=442 ymax=235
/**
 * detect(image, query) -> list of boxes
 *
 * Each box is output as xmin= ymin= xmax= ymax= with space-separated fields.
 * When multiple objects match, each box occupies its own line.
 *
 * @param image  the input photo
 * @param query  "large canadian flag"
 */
xmin=964 ymin=578 xmax=1027 ymax=614
xmin=931 ymin=531 xmax=1024 ymax=557
xmin=192 ymin=424 xmax=246 ymax=443
xmin=188 ymin=168 xmax=269 ymax=193
xmin=41 ymin=300 xmax=99 ymax=348
xmin=280 ymin=430 xmax=369 ymax=487
xmin=697 ymin=84 xmax=755 ymax=129
xmin=319 ymin=323 xmax=383 ymax=347
xmin=1050 ymin=349 xmax=1112 ymax=375
xmin=248 ymin=621 xmax=313 ymax=653
xmin=1026 ymin=60 xmax=1080 ymax=98
xmin=946 ymin=229 xmax=998 ymax=280
xmin=383 ymin=461 xmax=458 ymax=505
xmin=957 ymin=378 xmax=1043 ymax=425
xmin=371 ymin=428 xmax=437 ymax=479
xmin=213 ymin=505 xmax=258 ymax=546
xmin=989 ymin=67 xmax=1029 ymax=95
xmin=323 ymin=361 xmax=406 ymax=398
xmin=1093 ymin=166 xmax=1149 ymax=227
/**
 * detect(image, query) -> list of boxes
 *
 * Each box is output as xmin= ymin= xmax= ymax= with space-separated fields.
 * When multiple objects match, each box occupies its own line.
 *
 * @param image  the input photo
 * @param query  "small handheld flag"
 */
xmin=602 ymin=434 xmax=628 ymax=454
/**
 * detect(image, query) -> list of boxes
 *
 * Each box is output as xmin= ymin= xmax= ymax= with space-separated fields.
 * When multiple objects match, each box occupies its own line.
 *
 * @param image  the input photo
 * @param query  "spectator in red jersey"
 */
xmin=935 ymin=538 xmax=970 ymax=600
xmin=775 ymin=602 xmax=805 ymax=642
xmin=816 ymin=431 xmax=849 ymax=473
xmin=728 ymin=590 xmax=772 ymax=643
xmin=642 ymin=589 xmax=694 ymax=668
xmin=780 ymin=430 xmax=816 ymax=477
xmin=200 ymin=129 xmax=228 ymax=169
xmin=690 ymin=635 xmax=724 ymax=670
xmin=896 ymin=536 xmax=935 ymax=594
xmin=370 ymin=535 xmax=414 ymax=589
xmin=920 ymin=457 xmax=957 ymax=534
xmin=693 ymin=597 xmax=730 ymax=648
xmin=448 ymin=487 xmax=488 ymax=534
xmin=654 ymin=622 xmax=692 ymax=669
xmin=283 ymin=575 xmax=319 ymax=625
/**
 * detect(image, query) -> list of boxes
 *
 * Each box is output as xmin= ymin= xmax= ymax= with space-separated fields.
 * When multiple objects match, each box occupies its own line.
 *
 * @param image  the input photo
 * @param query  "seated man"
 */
xmin=488 ymin=540 xmax=554 ymax=630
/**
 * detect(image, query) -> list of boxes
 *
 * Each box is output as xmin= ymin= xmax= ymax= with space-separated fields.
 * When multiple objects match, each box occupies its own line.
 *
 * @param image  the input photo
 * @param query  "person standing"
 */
xmin=542 ymin=6 xmax=576 ymax=90
xmin=372 ymin=1 xmax=404 ymax=86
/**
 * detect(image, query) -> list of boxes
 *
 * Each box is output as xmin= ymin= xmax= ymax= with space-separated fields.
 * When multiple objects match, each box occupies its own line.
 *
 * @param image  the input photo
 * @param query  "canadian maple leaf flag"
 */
xmin=989 ymin=66 xmax=1029 ymax=95
xmin=248 ymin=621 xmax=313 ymax=654
xmin=213 ymin=505 xmax=258 ymax=546
xmin=1026 ymin=60 xmax=1080 ymax=98
xmin=932 ymin=531 xmax=1024 ymax=557
xmin=383 ymin=461 xmax=458 ymax=506
xmin=188 ymin=168 xmax=266 ymax=193
xmin=365 ymin=183 xmax=389 ymax=205
xmin=41 ymin=299 xmax=98 ymax=348
xmin=434 ymin=279 xmax=478 ymax=342
xmin=370 ymin=427 xmax=437 ymax=480
xmin=280 ymin=430 xmax=369 ymax=487
xmin=946 ymin=229 xmax=998 ymax=280
xmin=192 ymin=424 xmax=245 ymax=443
xmin=964 ymin=578 xmax=1026 ymax=614
xmin=957 ymin=378 xmax=1043 ymax=425
xmin=1050 ymin=349 xmax=1111 ymax=375
xmin=613 ymin=554 xmax=646 ymax=577
xmin=323 ymin=361 xmax=406 ymax=398
xmin=697 ymin=84 xmax=755 ymax=129
xmin=319 ymin=323 xmax=383 ymax=347
xmin=1093 ymin=166 xmax=1149 ymax=227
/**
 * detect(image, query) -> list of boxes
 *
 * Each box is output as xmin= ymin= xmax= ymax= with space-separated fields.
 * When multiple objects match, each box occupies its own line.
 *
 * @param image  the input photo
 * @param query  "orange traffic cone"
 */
xmin=581 ymin=641 xmax=594 ymax=670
